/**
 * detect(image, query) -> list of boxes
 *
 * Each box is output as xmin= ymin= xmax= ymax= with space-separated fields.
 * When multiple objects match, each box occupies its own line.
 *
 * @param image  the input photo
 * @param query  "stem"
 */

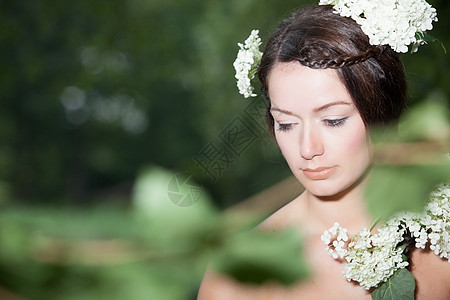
xmin=369 ymin=217 xmax=381 ymax=232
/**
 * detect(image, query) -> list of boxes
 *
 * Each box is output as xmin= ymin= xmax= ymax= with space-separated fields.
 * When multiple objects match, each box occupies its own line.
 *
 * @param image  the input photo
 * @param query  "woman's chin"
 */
xmin=302 ymin=179 xmax=365 ymax=201
xmin=301 ymin=183 xmax=341 ymax=198
xmin=309 ymin=188 xmax=341 ymax=199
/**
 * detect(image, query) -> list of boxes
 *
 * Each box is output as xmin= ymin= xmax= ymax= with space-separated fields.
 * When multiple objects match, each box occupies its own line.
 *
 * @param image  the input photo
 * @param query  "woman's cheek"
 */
xmin=347 ymin=127 xmax=370 ymax=156
xmin=276 ymin=136 xmax=298 ymax=167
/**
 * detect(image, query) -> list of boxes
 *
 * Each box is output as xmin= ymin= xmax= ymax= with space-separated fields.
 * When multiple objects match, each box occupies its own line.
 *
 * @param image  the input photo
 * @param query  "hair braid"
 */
xmin=297 ymin=45 xmax=387 ymax=69
xmin=258 ymin=5 xmax=407 ymax=131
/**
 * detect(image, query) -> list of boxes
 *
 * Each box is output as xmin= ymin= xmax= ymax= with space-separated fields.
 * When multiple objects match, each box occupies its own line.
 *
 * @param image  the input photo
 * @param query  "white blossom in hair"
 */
xmin=319 ymin=0 xmax=438 ymax=53
xmin=233 ymin=30 xmax=263 ymax=98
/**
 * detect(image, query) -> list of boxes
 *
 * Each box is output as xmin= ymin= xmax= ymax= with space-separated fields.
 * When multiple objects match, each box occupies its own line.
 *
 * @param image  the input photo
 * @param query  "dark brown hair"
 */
xmin=258 ymin=5 xmax=407 ymax=135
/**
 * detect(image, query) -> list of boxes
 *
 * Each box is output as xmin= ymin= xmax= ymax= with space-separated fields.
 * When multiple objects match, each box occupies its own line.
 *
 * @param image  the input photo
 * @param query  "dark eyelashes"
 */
xmin=276 ymin=117 xmax=349 ymax=132
xmin=277 ymin=123 xmax=293 ymax=132
xmin=323 ymin=117 xmax=349 ymax=127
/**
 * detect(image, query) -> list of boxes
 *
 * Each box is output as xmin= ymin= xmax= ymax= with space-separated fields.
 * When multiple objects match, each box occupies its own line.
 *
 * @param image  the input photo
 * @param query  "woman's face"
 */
xmin=268 ymin=62 xmax=372 ymax=197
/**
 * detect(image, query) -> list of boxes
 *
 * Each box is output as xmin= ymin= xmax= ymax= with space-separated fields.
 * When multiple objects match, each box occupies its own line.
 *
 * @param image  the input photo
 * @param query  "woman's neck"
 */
xmin=300 ymin=177 xmax=373 ymax=234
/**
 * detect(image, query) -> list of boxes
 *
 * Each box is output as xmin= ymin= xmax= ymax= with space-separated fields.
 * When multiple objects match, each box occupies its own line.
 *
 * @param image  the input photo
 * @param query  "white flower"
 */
xmin=429 ymin=232 xmax=440 ymax=245
xmin=423 ymin=183 xmax=450 ymax=260
xmin=326 ymin=221 xmax=411 ymax=290
xmin=320 ymin=230 xmax=332 ymax=244
xmin=322 ymin=222 xmax=349 ymax=259
xmin=414 ymin=229 xmax=428 ymax=249
xmin=321 ymin=183 xmax=450 ymax=289
xmin=233 ymin=30 xmax=263 ymax=98
xmin=319 ymin=0 xmax=438 ymax=53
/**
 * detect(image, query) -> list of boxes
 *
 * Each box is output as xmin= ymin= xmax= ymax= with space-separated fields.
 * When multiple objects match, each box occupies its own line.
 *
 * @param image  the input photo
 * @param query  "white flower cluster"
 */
xmin=321 ymin=183 xmax=450 ymax=290
xmin=322 ymin=221 xmax=408 ymax=289
xmin=321 ymin=222 xmax=349 ymax=259
xmin=415 ymin=183 xmax=449 ymax=259
xmin=319 ymin=0 xmax=438 ymax=53
xmin=233 ymin=30 xmax=263 ymax=98
xmin=388 ymin=183 xmax=450 ymax=260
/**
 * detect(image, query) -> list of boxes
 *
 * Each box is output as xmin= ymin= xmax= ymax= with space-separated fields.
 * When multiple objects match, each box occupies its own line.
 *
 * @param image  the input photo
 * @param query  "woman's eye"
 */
xmin=277 ymin=123 xmax=293 ymax=132
xmin=323 ymin=117 xmax=348 ymax=128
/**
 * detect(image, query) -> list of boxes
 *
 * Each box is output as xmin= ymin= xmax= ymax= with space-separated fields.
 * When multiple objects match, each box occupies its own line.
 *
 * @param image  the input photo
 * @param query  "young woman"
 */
xmin=198 ymin=4 xmax=450 ymax=299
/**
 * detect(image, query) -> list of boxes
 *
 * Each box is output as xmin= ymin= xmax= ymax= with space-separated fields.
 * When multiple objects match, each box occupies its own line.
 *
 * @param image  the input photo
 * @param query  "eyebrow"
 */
xmin=313 ymin=101 xmax=352 ymax=112
xmin=270 ymin=101 xmax=352 ymax=116
xmin=270 ymin=107 xmax=298 ymax=117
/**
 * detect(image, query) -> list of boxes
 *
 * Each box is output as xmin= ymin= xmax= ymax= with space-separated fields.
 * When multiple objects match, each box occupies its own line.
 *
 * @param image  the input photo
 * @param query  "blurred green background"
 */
xmin=0 ymin=0 xmax=449 ymax=299
xmin=1 ymin=0 xmax=449 ymax=207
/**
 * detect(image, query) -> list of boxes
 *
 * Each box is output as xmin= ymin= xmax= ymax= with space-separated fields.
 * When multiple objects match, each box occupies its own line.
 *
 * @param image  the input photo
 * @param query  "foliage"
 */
xmin=0 ymin=0 xmax=449 ymax=298
xmin=0 ymin=166 xmax=309 ymax=299
xmin=0 ymin=0 xmax=302 ymax=206
xmin=211 ymin=229 xmax=309 ymax=285
xmin=0 ymin=0 xmax=449 ymax=208
xmin=371 ymin=268 xmax=415 ymax=300
xmin=366 ymin=97 xmax=450 ymax=220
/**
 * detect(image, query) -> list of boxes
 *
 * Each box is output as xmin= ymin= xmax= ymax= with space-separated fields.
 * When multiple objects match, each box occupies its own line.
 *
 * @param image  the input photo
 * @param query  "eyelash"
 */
xmin=323 ymin=117 xmax=349 ymax=127
xmin=276 ymin=117 xmax=349 ymax=132
xmin=277 ymin=123 xmax=292 ymax=132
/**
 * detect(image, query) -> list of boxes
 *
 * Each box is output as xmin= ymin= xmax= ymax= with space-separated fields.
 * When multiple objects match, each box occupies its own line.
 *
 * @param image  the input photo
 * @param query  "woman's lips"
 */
xmin=303 ymin=167 xmax=336 ymax=180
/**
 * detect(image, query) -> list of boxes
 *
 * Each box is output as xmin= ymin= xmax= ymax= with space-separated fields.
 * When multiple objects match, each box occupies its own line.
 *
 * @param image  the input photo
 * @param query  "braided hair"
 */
xmin=297 ymin=46 xmax=387 ymax=69
xmin=258 ymin=5 xmax=407 ymax=135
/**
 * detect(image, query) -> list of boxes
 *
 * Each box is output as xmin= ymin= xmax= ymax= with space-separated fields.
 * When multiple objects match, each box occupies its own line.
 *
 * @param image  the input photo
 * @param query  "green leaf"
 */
xmin=365 ymin=164 xmax=450 ymax=219
xmin=366 ymin=98 xmax=450 ymax=220
xmin=371 ymin=268 xmax=415 ymax=300
xmin=211 ymin=228 xmax=309 ymax=285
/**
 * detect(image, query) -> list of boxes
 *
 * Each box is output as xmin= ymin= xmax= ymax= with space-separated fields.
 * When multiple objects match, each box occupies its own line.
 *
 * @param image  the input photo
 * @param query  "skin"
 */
xmin=197 ymin=62 xmax=450 ymax=300
xmin=269 ymin=62 xmax=372 ymax=201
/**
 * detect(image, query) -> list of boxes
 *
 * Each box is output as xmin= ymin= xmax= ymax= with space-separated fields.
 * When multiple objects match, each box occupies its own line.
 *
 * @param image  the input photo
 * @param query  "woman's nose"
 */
xmin=300 ymin=126 xmax=324 ymax=160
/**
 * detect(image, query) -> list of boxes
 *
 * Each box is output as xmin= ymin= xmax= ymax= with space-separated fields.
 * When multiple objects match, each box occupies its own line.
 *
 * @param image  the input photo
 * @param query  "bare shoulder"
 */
xmin=197 ymin=267 xmax=281 ymax=300
xmin=197 ymin=268 xmax=245 ymax=300
xmin=410 ymin=247 xmax=450 ymax=300
xmin=258 ymin=195 xmax=304 ymax=232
